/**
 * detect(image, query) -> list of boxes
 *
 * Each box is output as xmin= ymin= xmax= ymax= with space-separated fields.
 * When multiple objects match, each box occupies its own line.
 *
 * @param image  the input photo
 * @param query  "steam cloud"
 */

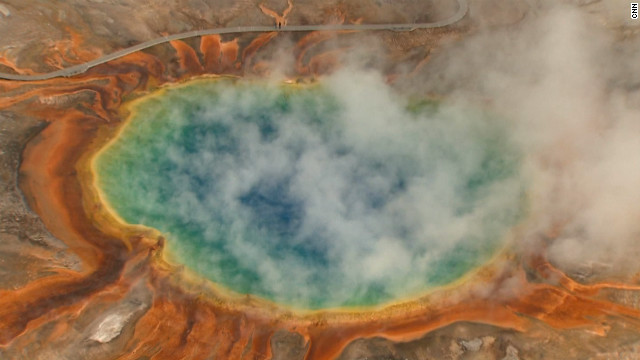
xmin=413 ymin=3 xmax=640 ymax=280
xmin=98 ymin=1 xmax=640 ymax=309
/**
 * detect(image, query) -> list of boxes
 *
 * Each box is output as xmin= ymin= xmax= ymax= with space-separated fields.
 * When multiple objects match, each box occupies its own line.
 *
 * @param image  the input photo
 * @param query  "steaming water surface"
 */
xmin=96 ymin=77 xmax=526 ymax=309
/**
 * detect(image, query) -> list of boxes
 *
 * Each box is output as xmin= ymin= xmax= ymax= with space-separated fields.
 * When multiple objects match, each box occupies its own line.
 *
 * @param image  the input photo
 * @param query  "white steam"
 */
xmin=415 ymin=4 xmax=640 ymax=279
xmin=99 ymin=1 xmax=640 ymax=308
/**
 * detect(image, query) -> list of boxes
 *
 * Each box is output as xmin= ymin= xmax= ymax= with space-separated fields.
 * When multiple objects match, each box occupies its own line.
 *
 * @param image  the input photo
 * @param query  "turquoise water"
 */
xmin=96 ymin=78 xmax=526 ymax=309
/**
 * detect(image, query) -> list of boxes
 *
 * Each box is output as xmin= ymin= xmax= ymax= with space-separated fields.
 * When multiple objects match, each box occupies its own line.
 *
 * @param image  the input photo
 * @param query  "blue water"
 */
xmin=96 ymin=78 xmax=526 ymax=309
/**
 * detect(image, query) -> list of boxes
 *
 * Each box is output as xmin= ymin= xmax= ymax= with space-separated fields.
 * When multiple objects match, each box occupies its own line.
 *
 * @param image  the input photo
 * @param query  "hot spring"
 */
xmin=95 ymin=75 xmax=526 ymax=309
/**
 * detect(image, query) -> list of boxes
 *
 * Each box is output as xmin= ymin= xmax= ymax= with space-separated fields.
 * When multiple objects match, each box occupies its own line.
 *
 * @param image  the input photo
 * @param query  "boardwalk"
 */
xmin=0 ymin=0 xmax=467 ymax=81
